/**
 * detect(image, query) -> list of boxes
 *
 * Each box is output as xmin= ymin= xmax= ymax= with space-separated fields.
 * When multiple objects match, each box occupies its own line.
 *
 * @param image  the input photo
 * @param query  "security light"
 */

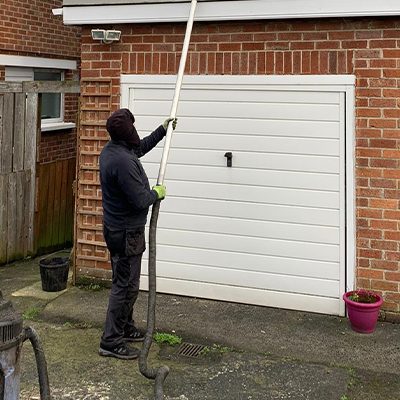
xmin=91 ymin=29 xmax=121 ymax=44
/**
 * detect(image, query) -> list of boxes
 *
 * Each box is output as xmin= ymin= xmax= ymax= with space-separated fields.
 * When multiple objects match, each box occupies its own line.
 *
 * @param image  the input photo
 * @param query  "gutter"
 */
xmin=57 ymin=0 xmax=400 ymax=25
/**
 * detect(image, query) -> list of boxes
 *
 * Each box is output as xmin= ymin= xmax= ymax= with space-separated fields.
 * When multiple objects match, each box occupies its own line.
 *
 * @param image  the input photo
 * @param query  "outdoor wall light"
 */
xmin=91 ymin=29 xmax=121 ymax=44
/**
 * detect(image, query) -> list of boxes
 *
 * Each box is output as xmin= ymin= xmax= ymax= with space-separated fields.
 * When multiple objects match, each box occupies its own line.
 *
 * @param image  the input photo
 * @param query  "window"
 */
xmin=5 ymin=65 xmax=75 ymax=131
xmin=34 ymin=70 xmax=64 ymax=123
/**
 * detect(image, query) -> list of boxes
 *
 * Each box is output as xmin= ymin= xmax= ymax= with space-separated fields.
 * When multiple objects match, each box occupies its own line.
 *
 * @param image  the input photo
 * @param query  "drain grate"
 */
xmin=177 ymin=342 xmax=206 ymax=358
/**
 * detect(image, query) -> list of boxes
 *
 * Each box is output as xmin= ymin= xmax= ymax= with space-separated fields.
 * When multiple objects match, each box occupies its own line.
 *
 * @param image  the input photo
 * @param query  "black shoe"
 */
xmin=98 ymin=342 xmax=140 ymax=360
xmin=123 ymin=327 xmax=145 ymax=343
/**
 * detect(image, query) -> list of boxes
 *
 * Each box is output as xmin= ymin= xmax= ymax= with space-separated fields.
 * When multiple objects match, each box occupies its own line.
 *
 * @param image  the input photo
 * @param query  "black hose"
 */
xmin=139 ymin=200 xmax=169 ymax=399
xmin=0 ymin=365 xmax=4 ymax=400
xmin=22 ymin=326 xmax=51 ymax=400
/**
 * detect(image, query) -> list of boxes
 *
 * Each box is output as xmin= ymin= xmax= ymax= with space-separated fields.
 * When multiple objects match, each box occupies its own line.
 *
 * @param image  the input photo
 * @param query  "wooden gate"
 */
xmin=35 ymin=158 xmax=76 ymax=254
xmin=0 ymin=81 xmax=80 ymax=263
xmin=0 ymin=89 xmax=38 ymax=263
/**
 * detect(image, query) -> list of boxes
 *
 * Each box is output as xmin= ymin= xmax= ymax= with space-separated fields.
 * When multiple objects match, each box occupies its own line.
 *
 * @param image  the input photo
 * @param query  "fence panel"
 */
xmin=35 ymin=158 xmax=76 ymax=254
xmin=0 ymin=91 xmax=36 ymax=263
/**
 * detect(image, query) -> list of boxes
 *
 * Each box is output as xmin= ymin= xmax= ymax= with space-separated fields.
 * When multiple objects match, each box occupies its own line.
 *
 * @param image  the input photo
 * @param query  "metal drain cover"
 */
xmin=177 ymin=342 xmax=206 ymax=358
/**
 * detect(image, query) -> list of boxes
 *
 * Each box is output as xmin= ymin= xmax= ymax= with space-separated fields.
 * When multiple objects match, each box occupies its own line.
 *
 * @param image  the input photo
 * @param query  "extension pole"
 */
xmin=157 ymin=0 xmax=197 ymax=186
xmin=139 ymin=1 xmax=197 ymax=399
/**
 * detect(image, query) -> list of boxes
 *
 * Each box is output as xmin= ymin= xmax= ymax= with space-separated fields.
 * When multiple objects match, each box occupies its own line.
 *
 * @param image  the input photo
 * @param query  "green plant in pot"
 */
xmin=342 ymin=289 xmax=383 ymax=334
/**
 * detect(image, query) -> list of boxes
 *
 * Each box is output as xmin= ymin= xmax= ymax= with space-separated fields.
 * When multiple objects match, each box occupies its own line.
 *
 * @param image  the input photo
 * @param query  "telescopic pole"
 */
xmin=139 ymin=2 xmax=197 ymax=399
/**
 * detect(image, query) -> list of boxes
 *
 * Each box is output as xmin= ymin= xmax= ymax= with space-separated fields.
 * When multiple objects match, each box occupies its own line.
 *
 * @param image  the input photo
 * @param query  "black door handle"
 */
xmin=224 ymin=152 xmax=233 ymax=167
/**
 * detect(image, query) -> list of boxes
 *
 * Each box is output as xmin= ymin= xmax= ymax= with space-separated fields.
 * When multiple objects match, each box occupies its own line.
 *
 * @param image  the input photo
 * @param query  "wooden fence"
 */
xmin=35 ymin=158 xmax=76 ymax=254
xmin=0 ymin=91 xmax=38 ymax=263
xmin=0 ymin=81 xmax=80 ymax=263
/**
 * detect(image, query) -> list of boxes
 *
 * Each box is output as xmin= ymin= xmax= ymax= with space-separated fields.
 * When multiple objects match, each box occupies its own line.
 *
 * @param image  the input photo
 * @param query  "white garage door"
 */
xmin=121 ymin=75 xmax=355 ymax=316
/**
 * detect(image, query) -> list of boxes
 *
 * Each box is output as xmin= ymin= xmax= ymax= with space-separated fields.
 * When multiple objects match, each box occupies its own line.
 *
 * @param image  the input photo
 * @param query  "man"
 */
xmin=98 ymin=108 xmax=176 ymax=360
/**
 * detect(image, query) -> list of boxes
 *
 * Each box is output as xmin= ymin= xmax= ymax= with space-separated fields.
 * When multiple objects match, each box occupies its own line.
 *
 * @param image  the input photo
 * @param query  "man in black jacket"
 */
xmin=98 ymin=108 xmax=176 ymax=360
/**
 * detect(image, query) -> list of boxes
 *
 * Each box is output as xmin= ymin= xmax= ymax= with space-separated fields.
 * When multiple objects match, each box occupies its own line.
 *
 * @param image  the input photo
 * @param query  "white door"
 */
xmin=121 ymin=75 xmax=355 ymax=316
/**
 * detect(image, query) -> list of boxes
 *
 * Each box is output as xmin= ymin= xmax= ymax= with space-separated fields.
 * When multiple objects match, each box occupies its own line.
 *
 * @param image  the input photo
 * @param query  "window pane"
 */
xmin=34 ymin=70 xmax=63 ymax=121
xmin=41 ymin=93 xmax=61 ymax=119
xmin=34 ymin=71 xmax=62 ymax=81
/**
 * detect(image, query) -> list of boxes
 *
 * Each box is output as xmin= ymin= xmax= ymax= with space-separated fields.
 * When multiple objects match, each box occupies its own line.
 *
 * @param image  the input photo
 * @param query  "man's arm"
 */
xmin=137 ymin=125 xmax=166 ymax=157
xmin=137 ymin=118 xmax=177 ymax=157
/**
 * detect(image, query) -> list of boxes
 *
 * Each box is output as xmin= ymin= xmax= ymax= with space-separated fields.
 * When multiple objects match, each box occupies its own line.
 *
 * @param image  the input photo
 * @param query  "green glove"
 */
xmin=152 ymin=184 xmax=166 ymax=200
xmin=163 ymin=118 xmax=177 ymax=131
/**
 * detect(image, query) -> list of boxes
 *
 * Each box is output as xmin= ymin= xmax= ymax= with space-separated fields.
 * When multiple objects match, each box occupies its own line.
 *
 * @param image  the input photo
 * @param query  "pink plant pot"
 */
xmin=343 ymin=291 xmax=383 ymax=334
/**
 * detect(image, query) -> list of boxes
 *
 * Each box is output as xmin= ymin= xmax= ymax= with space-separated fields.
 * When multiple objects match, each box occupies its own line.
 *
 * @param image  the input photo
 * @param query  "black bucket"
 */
xmin=39 ymin=257 xmax=70 ymax=292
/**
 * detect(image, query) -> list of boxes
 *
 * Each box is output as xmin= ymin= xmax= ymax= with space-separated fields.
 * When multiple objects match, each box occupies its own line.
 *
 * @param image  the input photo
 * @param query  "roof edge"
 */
xmin=61 ymin=0 xmax=400 ymax=25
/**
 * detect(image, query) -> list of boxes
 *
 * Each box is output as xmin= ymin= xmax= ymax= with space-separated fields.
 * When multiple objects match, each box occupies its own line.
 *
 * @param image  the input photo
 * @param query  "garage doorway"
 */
xmin=121 ymin=75 xmax=355 ymax=316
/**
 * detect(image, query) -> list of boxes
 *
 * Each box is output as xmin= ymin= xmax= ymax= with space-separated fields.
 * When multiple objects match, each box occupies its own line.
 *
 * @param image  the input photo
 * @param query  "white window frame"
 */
xmin=2 ymin=55 xmax=77 ymax=132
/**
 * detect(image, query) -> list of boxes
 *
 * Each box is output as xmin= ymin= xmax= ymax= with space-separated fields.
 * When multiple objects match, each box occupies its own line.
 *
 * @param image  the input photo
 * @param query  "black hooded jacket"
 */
xmin=100 ymin=109 xmax=166 ymax=229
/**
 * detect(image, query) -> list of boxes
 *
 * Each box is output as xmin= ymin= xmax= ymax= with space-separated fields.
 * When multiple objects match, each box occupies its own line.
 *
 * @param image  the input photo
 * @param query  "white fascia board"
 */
xmin=0 ymin=55 xmax=77 ymax=70
xmin=62 ymin=0 xmax=400 ymax=25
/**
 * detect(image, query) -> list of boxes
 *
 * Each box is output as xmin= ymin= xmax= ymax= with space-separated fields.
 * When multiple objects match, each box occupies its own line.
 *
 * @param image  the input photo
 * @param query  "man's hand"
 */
xmin=163 ymin=118 xmax=177 ymax=131
xmin=152 ymin=185 xmax=166 ymax=200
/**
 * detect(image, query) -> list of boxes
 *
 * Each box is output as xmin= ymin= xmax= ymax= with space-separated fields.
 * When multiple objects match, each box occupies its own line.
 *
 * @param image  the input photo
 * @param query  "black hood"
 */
xmin=106 ymin=108 xmax=140 ymax=148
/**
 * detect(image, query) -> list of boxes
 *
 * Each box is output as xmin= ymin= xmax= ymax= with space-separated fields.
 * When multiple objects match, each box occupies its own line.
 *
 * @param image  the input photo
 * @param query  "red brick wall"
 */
xmin=79 ymin=17 xmax=400 ymax=315
xmin=0 ymin=1 xmax=81 ymax=163
xmin=39 ymin=129 xmax=77 ymax=163
xmin=0 ymin=0 xmax=80 ymax=59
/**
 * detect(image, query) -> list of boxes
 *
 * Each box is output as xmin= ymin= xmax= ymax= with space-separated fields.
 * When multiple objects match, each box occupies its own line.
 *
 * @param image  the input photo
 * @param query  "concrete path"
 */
xmin=1 ymin=253 xmax=399 ymax=400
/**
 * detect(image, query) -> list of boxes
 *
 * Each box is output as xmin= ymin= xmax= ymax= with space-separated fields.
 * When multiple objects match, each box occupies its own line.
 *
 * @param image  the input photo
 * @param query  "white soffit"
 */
xmin=0 ymin=55 xmax=77 ymax=70
xmin=61 ymin=0 xmax=400 ymax=25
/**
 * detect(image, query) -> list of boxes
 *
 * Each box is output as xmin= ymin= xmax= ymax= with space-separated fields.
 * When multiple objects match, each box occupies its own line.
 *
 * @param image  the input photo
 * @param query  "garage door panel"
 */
xmin=155 ymin=228 xmax=340 ymax=262
xmin=135 ymin=100 xmax=340 ymax=122
xmin=154 ymin=181 xmax=340 ymax=209
xmin=140 ymin=276 xmax=341 ymax=315
xmin=143 ymin=245 xmax=339 ymax=280
xmin=158 ymin=213 xmax=340 ymax=245
xmin=133 ymin=87 xmax=341 ymax=105
xmin=143 ymin=148 xmax=340 ymax=174
xmin=146 ymin=163 xmax=339 ymax=191
xmin=147 ymin=133 xmax=340 ymax=156
xmin=161 ymin=197 xmax=340 ymax=226
xmin=139 ymin=116 xmax=340 ymax=138
xmin=140 ymin=261 xmax=339 ymax=298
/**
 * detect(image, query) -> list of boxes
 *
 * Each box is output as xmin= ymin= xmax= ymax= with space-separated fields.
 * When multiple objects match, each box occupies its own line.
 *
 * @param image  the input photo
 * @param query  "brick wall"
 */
xmin=0 ymin=1 xmax=81 ymax=163
xmin=79 ymin=17 xmax=400 ymax=315
xmin=39 ymin=129 xmax=77 ymax=163
xmin=0 ymin=0 xmax=80 ymax=59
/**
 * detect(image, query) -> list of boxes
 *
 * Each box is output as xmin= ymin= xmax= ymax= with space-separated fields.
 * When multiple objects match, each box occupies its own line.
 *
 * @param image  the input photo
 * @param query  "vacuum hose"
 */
xmin=138 ymin=200 xmax=169 ymax=400
xmin=22 ymin=326 xmax=51 ymax=400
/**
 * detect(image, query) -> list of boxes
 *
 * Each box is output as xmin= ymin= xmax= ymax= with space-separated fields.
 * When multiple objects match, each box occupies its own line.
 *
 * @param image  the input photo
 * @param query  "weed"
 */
xmin=153 ymin=332 xmax=182 ymax=346
xmin=340 ymin=395 xmax=350 ymax=400
xmin=77 ymin=282 xmax=102 ymax=291
xmin=200 ymin=344 xmax=232 ymax=356
xmin=76 ymin=276 xmax=105 ymax=291
xmin=22 ymin=306 xmax=41 ymax=321
xmin=347 ymin=367 xmax=359 ymax=389
xmin=63 ymin=321 xmax=92 ymax=329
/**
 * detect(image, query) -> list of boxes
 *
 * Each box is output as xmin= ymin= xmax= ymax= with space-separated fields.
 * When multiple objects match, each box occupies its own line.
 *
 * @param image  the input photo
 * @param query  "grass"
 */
xmin=153 ymin=332 xmax=182 ymax=346
xmin=22 ymin=306 xmax=41 ymax=321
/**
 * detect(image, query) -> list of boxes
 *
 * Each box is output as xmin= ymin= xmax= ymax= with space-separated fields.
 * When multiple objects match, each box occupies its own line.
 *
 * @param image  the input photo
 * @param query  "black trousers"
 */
xmin=101 ymin=226 xmax=146 ymax=347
